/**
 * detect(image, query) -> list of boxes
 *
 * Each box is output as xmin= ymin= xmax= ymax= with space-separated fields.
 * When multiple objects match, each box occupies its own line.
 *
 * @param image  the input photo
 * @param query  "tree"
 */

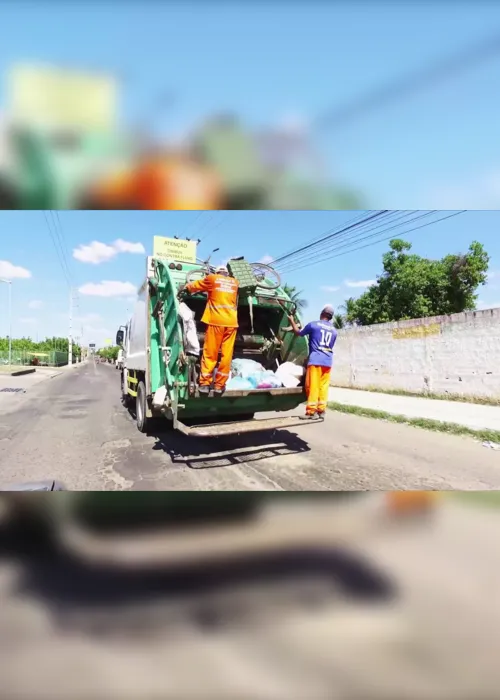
xmin=283 ymin=284 xmax=308 ymax=312
xmin=332 ymin=313 xmax=345 ymax=330
xmin=97 ymin=346 xmax=120 ymax=361
xmin=344 ymin=239 xmax=489 ymax=326
xmin=0 ymin=335 xmax=81 ymax=359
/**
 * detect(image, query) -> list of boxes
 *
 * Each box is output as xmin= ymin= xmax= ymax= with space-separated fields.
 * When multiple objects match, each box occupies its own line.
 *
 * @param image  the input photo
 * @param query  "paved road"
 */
xmin=0 ymin=360 xmax=499 ymax=490
xmin=0 ymin=500 xmax=499 ymax=699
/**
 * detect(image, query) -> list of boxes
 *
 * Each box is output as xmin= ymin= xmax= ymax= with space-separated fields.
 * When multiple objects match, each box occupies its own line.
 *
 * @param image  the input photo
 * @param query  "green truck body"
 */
xmin=120 ymin=255 xmax=317 ymax=437
xmin=0 ymin=126 xmax=129 ymax=209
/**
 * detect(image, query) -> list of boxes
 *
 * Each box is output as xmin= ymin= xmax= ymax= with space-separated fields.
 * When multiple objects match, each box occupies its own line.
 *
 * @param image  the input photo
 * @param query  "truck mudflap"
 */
xmin=175 ymin=414 xmax=323 ymax=437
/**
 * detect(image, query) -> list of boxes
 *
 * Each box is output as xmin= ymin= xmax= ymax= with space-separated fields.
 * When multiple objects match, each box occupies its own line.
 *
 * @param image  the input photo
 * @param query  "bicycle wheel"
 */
xmin=250 ymin=263 xmax=281 ymax=290
xmin=186 ymin=268 xmax=208 ymax=285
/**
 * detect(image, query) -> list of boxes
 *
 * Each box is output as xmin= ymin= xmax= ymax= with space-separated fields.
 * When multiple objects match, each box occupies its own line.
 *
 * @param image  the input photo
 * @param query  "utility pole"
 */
xmin=68 ymin=287 xmax=73 ymax=366
xmin=0 ymin=278 xmax=12 ymax=367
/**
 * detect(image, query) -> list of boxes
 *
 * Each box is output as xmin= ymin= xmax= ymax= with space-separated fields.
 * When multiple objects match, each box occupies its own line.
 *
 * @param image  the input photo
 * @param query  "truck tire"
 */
xmin=121 ymin=372 xmax=131 ymax=407
xmin=136 ymin=380 xmax=149 ymax=433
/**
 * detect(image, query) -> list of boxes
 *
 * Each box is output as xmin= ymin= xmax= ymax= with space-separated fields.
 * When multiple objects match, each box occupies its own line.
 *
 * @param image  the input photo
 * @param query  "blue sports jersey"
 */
xmin=299 ymin=320 xmax=338 ymax=368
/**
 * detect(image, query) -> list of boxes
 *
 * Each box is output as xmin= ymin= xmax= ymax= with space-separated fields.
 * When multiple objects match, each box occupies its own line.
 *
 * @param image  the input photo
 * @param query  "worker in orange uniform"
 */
xmin=288 ymin=305 xmax=338 ymax=419
xmin=181 ymin=265 xmax=239 ymax=396
xmin=82 ymin=147 xmax=223 ymax=210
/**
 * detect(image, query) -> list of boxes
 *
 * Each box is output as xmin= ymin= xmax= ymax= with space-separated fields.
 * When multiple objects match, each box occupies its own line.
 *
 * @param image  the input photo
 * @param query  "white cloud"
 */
xmin=73 ymin=239 xmax=145 ymax=265
xmin=19 ymin=317 xmax=37 ymax=324
xmin=28 ymin=300 xmax=43 ymax=309
xmin=321 ymin=285 xmax=340 ymax=292
xmin=0 ymin=260 xmax=31 ymax=279
xmin=113 ymin=239 xmax=145 ymax=255
xmin=78 ymin=281 xmax=137 ymax=298
xmin=259 ymin=254 xmax=274 ymax=264
xmin=344 ymin=279 xmax=376 ymax=288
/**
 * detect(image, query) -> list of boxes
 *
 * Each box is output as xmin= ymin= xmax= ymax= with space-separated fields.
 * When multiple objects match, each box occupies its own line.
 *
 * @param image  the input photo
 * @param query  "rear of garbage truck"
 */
xmin=119 ymin=253 xmax=319 ymax=437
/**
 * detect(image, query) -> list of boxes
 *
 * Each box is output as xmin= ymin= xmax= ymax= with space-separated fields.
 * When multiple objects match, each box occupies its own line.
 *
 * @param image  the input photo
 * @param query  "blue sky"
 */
xmin=2 ymin=2 xmax=500 ymax=206
xmin=0 ymin=210 xmax=499 ymax=346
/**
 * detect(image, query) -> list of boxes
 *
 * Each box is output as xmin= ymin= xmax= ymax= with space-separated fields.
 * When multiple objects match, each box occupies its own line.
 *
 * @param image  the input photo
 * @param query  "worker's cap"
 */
xmin=321 ymin=304 xmax=334 ymax=317
xmin=215 ymin=265 xmax=228 ymax=274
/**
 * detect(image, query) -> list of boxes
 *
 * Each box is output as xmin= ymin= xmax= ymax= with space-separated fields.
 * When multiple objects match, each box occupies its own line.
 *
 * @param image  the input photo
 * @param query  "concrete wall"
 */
xmin=332 ymin=307 xmax=500 ymax=399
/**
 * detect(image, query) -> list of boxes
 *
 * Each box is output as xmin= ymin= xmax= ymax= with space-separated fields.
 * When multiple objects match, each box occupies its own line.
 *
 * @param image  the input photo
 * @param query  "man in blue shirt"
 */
xmin=288 ymin=304 xmax=338 ymax=420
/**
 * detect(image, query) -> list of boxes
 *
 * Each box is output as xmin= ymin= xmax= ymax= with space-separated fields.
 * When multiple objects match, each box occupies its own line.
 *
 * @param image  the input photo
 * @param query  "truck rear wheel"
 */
xmin=136 ymin=381 xmax=149 ymax=433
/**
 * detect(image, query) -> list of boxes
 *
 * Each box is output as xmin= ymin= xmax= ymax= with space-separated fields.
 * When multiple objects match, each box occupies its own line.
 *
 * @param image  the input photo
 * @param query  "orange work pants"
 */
xmin=199 ymin=325 xmax=237 ymax=390
xmin=305 ymin=365 xmax=331 ymax=415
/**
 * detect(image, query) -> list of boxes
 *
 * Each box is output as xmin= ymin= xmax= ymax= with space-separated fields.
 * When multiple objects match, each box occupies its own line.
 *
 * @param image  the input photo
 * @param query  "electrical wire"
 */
xmin=314 ymin=32 xmax=500 ymax=131
xmin=272 ymin=211 xmax=390 ymax=266
xmin=43 ymin=211 xmax=72 ymax=288
xmin=278 ymin=211 xmax=466 ymax=276
xmin=275 ymin=211 xmax=436 ymax=273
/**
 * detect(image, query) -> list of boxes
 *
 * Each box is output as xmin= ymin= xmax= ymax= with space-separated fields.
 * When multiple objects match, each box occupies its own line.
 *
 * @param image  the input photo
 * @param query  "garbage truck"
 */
xmin=117 ymin=251 xmax=319 ymax=437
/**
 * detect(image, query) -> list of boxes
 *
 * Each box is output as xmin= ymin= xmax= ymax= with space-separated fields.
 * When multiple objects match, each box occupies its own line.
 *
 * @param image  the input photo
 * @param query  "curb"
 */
xmin=0 ymin=368 xmax=36 ymax=377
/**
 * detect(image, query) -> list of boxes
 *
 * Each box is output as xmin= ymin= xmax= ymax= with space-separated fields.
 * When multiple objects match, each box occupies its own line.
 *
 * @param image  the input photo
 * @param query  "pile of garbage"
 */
xmin=226 ymin=358 xmax=304 ymax=391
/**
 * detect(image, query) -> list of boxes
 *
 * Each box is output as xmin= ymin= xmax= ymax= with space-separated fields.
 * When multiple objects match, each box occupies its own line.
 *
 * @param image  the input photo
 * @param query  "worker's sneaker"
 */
xmin=198 ymin=385 xmax=210 ymax=396
xmin=213 ymin=388 xmax=226 ymax=398
xmin=316 ymin=412 xmax=325 ymax=420
xmin=300 ymin=414 xmax=316 ymax=420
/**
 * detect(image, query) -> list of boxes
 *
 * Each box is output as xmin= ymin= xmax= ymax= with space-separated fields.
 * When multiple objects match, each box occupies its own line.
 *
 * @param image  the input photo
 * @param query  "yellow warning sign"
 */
xmin=8 ymin=64 xmax=117 ymax=130
xmin=153 ymin=236 xmax=197 ymax=263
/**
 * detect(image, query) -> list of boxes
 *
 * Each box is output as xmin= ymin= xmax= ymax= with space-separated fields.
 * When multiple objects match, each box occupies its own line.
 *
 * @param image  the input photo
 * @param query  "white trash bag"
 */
xmin=179 ymin=302 xmax=201 ymax=356
xmin=275 ymin=361 xmax=304 ymax=388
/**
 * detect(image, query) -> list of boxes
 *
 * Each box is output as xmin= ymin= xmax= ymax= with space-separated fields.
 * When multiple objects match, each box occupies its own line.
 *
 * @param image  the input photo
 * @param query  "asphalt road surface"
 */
xmin=0 ymin=499 xmax=499 ymax=699
xmin=0 ymin=360 xmax=499 ymax=490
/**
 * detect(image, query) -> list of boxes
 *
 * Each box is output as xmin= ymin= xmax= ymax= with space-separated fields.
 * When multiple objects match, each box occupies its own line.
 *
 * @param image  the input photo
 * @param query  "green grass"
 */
xmin=331 ymin=384 xmax=500 ymax=407
xmin=327 ymin=401 xmax=500 ymax=444
xmin=452 ymin=492 xmax=500 ymax=508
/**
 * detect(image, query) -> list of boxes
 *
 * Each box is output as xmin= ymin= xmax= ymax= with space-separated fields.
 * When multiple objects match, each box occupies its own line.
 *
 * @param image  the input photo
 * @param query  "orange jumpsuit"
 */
xmin=185 ymin=273 xmax=239 ymax=390
xmin=88 ymin=156 xmax=222 ymax=210
xmin=305 ymin=365 xmax=331 ymax=416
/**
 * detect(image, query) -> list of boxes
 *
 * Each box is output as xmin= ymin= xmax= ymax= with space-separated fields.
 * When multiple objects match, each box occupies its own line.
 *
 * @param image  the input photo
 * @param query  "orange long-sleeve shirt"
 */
xmin=186 ymin=273 xmax=239 ymax=328
xmin=88 ymin=157 xmax=223 ymax=210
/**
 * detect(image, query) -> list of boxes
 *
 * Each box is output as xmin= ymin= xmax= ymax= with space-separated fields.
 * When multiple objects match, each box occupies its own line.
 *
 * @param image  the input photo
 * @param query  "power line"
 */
xmin=178 ymin=211 xmax=204 ymax=239
xmin=275 ymin=211 xmax=434 ymax=273
xmin=314 ymin=32 xmax=500 ymax=131
xmin=272 ymin=210 xmax=390 ymax=266
xmin=269 ymin=210 xmax=378 ymax=264
xmin=198 ymin=211 xmax=229 ymax=245
xmin=275 ymin=211 xmax=404 ymax=271
xmin=43 ymin=211 xmax=72 ymax=288
xmin=278 ymin=211 xmax=466 ymax=276
xmin=276 ymin=211 xmax=438 ymax=273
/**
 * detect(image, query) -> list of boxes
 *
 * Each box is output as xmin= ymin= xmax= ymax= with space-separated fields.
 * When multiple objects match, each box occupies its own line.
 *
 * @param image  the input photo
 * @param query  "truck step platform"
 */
xmin=176 ymin=414 xmax=324 ymax=437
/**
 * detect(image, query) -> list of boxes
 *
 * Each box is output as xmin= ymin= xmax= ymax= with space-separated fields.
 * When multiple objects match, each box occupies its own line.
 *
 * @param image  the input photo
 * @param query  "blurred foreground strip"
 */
xmin=1 ymin=492 xmax=499 ymax=700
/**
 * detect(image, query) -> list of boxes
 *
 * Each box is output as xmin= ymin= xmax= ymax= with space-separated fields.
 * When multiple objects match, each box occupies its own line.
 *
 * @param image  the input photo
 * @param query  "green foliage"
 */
xmin=0 ymin=335 xmax=81 ymax=357
xmin=344 ymin=239 xmax=490 ymax=326
xmin=283 ymin=284 xmax=308 ymax=312
xmin=333 ymin=313 xmax=345 ymax=330
xmin=96 ymin=345 xmax=120 ymax=361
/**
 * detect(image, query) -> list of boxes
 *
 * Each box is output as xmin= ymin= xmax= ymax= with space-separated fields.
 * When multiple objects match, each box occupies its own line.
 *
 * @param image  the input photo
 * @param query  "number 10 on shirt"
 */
xmin=320 ymin=329 xmax=333 ymax=347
